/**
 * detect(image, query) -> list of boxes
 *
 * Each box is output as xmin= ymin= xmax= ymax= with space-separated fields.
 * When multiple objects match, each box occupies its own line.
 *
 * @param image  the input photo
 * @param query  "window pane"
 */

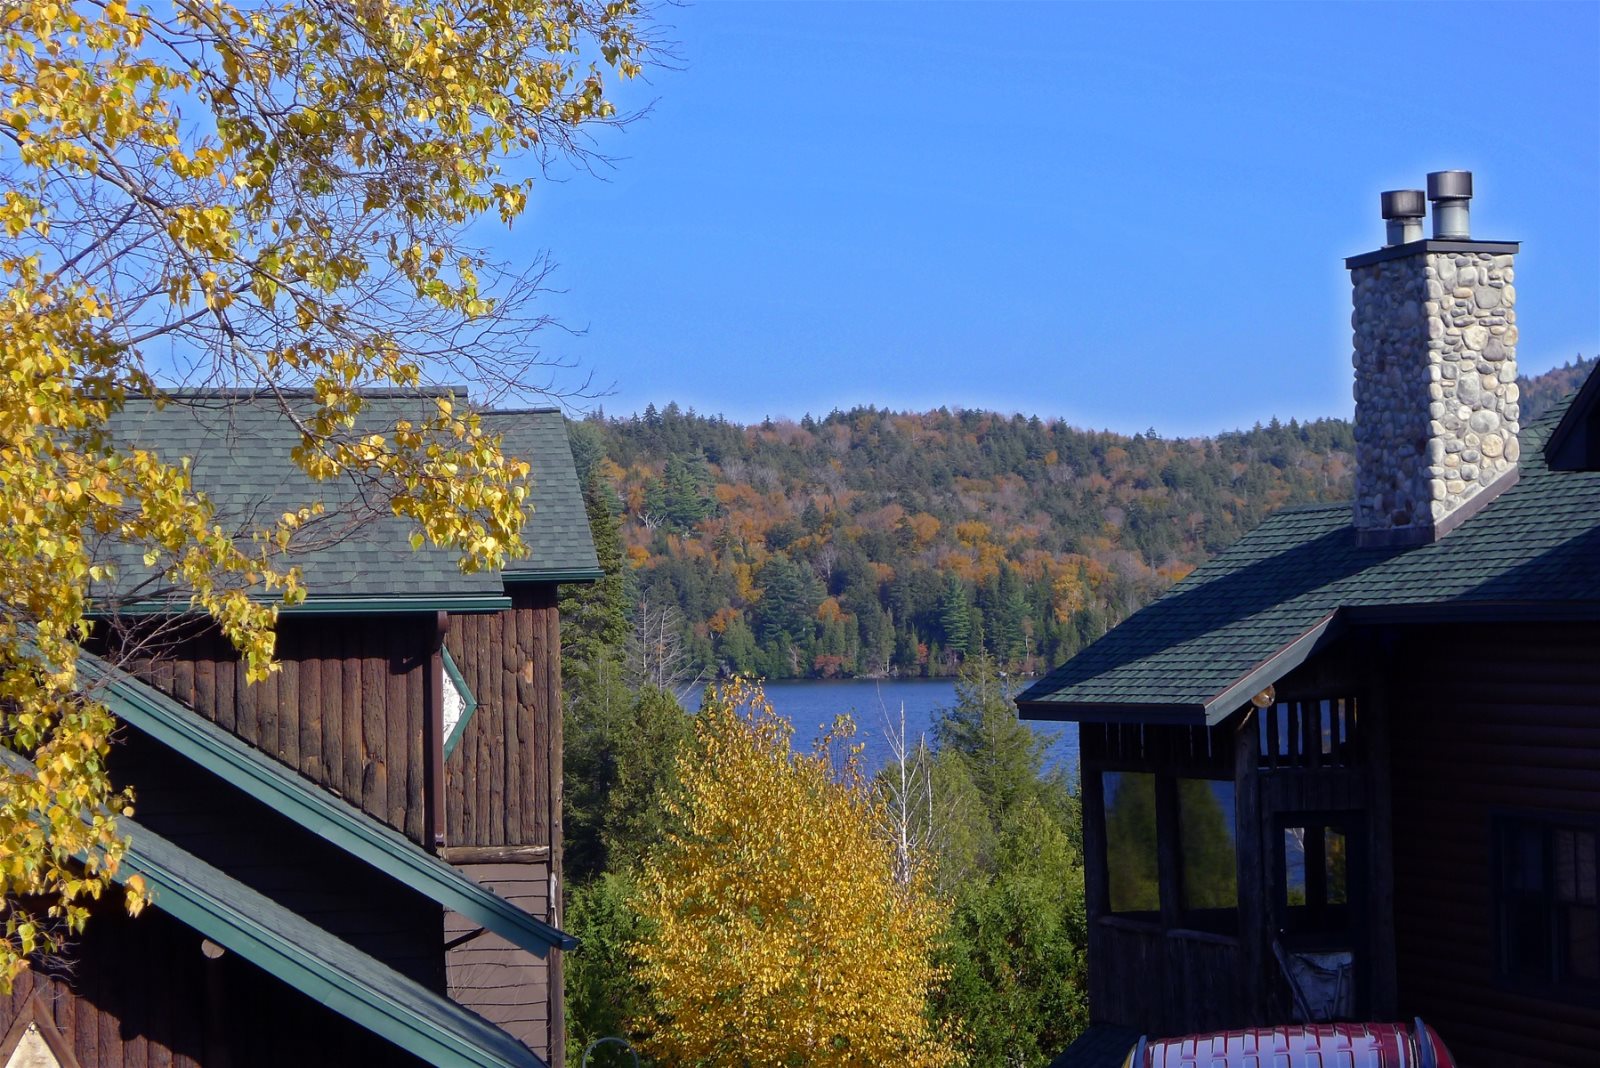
xmin=1180 ymin=779 xmax=1237 ymax=910
xmin=1285 ymin=827 xmax=1307 ymax=906
xmin=1580 ymin=832 xmax=1598 ymax=903
xmin=1326 ymin=828 xmax=1348 ymax=905
xmin=1557 ymin=830 xmax=1578 ymax=902
xmin=1564 ymin=906 xmax=1600 ymax=982
xmin=1104 ymin=772 xmax=1160 ymax=914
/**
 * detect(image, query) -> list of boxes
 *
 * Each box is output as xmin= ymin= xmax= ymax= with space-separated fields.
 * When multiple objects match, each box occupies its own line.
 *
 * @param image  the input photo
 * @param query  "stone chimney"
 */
xmin=1346 ymin=171 xmax=1521 ymax=546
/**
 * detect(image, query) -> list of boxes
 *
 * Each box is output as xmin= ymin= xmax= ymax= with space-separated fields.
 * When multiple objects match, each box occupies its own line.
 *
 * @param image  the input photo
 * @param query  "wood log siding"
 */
xmin=107 ymin=616 xmax=434 ymax=842
xmin=105 ymin=591 xmax=563 ymax=855
xmin=0 ymin=905 xmax=431 ymax=1068
xmin=444 ymin=585 xmax=558 ymax=853
xmin=1387 ymin=623 xmax=1600 ymax=1068
xmin=95 ymin=591 xmax=566 ymax=1063
xmin=444 ymin=584 xmax=563 ymax=1068
xmin=113 ymin=730 xmax=446 ymax=990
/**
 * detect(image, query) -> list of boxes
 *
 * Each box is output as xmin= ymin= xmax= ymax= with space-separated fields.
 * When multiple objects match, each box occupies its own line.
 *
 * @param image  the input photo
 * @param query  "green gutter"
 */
xmin=0 ymin=750 xmax=544 ymax=1068
xmin=90 ymin=595 xmax=513 ymax=618
xmin=76 ymin=649 xmax=576 ymax=955
xmin=501 ymin=568 xmax=604 ymax=583
xmin=283 ymin=596 xmax=513 ymax=615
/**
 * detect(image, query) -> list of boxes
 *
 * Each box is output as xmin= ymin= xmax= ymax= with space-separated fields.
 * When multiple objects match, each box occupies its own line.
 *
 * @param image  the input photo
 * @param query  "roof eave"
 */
xmin=1017 ymin=611 xmax=1344 ymax=728
xmin=89 ymin=594 xmax=514 ymax=617
xmin=501 ymin=567 xmax=604 ymax=584
xmin=1016 ymin=699 xmax=1211 ymax=726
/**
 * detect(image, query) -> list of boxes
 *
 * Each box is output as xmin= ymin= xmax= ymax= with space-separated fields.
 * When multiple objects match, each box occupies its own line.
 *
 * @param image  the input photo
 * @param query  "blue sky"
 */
xmin=500 ymin=1 xmax=1600 ymax=437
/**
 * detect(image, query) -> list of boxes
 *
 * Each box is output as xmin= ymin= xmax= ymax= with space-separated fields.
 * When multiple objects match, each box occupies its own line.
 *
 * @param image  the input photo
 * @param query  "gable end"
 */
xmin=1545 ymin=364 xmax=1600 ymax=471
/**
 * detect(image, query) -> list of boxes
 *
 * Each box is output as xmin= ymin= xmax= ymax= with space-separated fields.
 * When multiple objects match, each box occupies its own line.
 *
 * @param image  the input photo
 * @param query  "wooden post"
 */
xmin=1080 ymin=735 xmax=1110 ymax=1022
xmin=1234 ymin=708 xmax=1265 ymax=1024
xmin=1365 ymin=633 xmax=1398 ymax=1017
xmin=544 ymin=592 xmax=566 ymax=1068
xmin=425 ymin=611 xmax=449 ymax=852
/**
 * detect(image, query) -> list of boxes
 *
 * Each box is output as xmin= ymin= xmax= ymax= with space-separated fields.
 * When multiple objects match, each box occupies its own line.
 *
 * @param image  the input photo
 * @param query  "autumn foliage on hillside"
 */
xmin=580 ymin=358 xmax=1590 ymax=682
xmin=583 ymin=404 xmax=1356 ymax=679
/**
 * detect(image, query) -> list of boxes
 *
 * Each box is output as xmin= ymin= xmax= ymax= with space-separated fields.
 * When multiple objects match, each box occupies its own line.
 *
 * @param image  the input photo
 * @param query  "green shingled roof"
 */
xmin=1017 ymin=384 xmax=1600 ymax=725
xmin=94 ymin=392 xmax=598 ymax=606
xmin=486 ymin=409 xmax=602 ymax=582
xmin=75 ymin=645 xmax=577 ymax=956
xmin=0 ymin=746 xmax=546 ymax=1068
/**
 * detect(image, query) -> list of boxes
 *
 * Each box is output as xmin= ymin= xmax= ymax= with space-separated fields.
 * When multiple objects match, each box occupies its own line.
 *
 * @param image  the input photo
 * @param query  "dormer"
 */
xmin=1544 ymin=364 xmax=1600 ymax=470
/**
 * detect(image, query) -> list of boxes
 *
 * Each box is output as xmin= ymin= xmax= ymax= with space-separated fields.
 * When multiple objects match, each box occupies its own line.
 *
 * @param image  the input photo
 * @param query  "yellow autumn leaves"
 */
xmin=631 ymin=679 xmax=963 ymax=1066
xmin=0 ymin=0 xmax=646 ymax=986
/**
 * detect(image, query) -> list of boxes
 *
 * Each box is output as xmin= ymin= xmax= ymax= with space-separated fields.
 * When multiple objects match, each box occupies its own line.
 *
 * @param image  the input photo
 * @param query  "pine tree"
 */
xmin=938 ymin=574 xmax=972 ymax=654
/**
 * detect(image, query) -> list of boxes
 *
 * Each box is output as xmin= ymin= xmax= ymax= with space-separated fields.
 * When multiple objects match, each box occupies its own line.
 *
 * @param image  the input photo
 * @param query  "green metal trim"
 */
xmin=129 ymin=831 xmax=544 ymax=1068
xmin=89 ymin=595 xmax=513 ymax=618
xmin=283 ymin=596 xmax=513 ymax=615
xmin=440 ymin=647 xmax=478 ymax=759
xmin=0 ymin=750 xmax=544 ymax=1068
xmin=501 ymin=568 xmax=604 ymax=583
xmin=75 ymin=649 xmax=577 ymax=954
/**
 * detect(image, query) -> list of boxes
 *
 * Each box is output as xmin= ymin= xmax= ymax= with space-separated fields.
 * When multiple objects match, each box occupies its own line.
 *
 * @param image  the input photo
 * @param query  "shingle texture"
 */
xmin=1046 ymin=1024 xmax=1140 ymax=1068
xmin=1018 ymin=383 xmax=1600 ymax=719
xmin=486 ymin=409 xmax=601 ymax=581
xmin=94 ymin=392 xmax=597 ymax=602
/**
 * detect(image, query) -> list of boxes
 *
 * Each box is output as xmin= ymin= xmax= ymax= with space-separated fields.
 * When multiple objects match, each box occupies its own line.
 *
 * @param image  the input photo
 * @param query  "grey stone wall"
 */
xmin=1351 ymin=249 xmax=1518 ymax=539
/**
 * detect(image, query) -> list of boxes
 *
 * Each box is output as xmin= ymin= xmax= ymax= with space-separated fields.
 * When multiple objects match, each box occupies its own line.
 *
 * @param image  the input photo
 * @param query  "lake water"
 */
xmin=760 ymin=678 xmax=1080 ymax=780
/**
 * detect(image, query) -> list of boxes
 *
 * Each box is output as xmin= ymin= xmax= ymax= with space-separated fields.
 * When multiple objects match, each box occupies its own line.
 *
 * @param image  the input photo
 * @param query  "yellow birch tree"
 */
xmin=0 ymin=0 xmax=648 ymax=985
xmin=631 ymin=678 xmax=963 ymax=1067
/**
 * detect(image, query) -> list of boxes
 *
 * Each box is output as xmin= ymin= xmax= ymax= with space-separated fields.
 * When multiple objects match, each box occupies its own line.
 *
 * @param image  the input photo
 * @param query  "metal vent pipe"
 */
xmin=1427 ymin=170 xmax=1473 ymax=239
xmin=1380 ymin=189 xmax=1426 ymax=246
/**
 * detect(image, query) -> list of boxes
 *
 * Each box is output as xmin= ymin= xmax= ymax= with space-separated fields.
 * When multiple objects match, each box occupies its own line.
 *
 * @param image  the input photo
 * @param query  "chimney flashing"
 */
xmin=1345 ymin=238 xmax=1519 ymax=270
xmin=1354 ymin=466 xmax=1520 ymax=548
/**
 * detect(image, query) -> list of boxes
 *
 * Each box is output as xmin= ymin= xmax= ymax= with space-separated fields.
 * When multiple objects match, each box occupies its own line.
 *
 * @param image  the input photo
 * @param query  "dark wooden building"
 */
xmin=1 ymin=393 xmax=601 ymax=1067
xmin=1022 ymin=176 xmax=1600 ymax=1068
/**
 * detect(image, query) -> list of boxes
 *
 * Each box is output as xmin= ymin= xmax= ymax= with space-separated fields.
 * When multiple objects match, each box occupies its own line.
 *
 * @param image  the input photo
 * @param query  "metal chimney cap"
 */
xmin=1427 ymin=170 xmax=1473 ymax=201
xmin=1381 ymin=190 xmax=1427 ymax=219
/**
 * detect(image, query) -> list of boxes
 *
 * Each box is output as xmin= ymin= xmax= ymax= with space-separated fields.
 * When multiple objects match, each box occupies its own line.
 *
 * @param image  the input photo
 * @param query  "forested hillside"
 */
xmin=574 ymin=357 xmax=1590 ymax=681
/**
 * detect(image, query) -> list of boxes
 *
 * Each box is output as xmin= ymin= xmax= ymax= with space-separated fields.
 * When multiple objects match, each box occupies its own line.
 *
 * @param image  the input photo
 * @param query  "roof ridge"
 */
xmin=1266 ymin=501 xmax=1351 ymax=515
xmin=134 ymin=387 xmax=471 ymax=400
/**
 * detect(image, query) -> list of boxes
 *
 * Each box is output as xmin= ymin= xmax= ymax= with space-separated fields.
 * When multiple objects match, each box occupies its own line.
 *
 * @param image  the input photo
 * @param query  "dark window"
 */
xmin=1258 ymin=698 xmax=1359 ymax=770
xmin=1497 ymin=815 xmax=1600 ymax=997
xmin=1278 ymin=815 xmax=1360 ymax=938
xmin=1104 ymin=772 xmax=1159 ymax=915
xmin=1180 ymin=779 xmax=1237 ymax=910
xmin=1103 ymin=771 xmax=1238 ymax=930
xmin=1180 ymin=778 xmax=1238 ymax=934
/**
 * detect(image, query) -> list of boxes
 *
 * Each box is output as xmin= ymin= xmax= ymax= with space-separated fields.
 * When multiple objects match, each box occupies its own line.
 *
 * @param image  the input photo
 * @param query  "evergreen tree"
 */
xmin=938 ymin=574 xmax=972 ymax=654
xmin=933 ymin=653 xmax=1052 ymax=821
xmin=560 ymin=422 xmax=629 ymax=694
xmin=935 ymin=800 xmax=1089 ymax=1066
